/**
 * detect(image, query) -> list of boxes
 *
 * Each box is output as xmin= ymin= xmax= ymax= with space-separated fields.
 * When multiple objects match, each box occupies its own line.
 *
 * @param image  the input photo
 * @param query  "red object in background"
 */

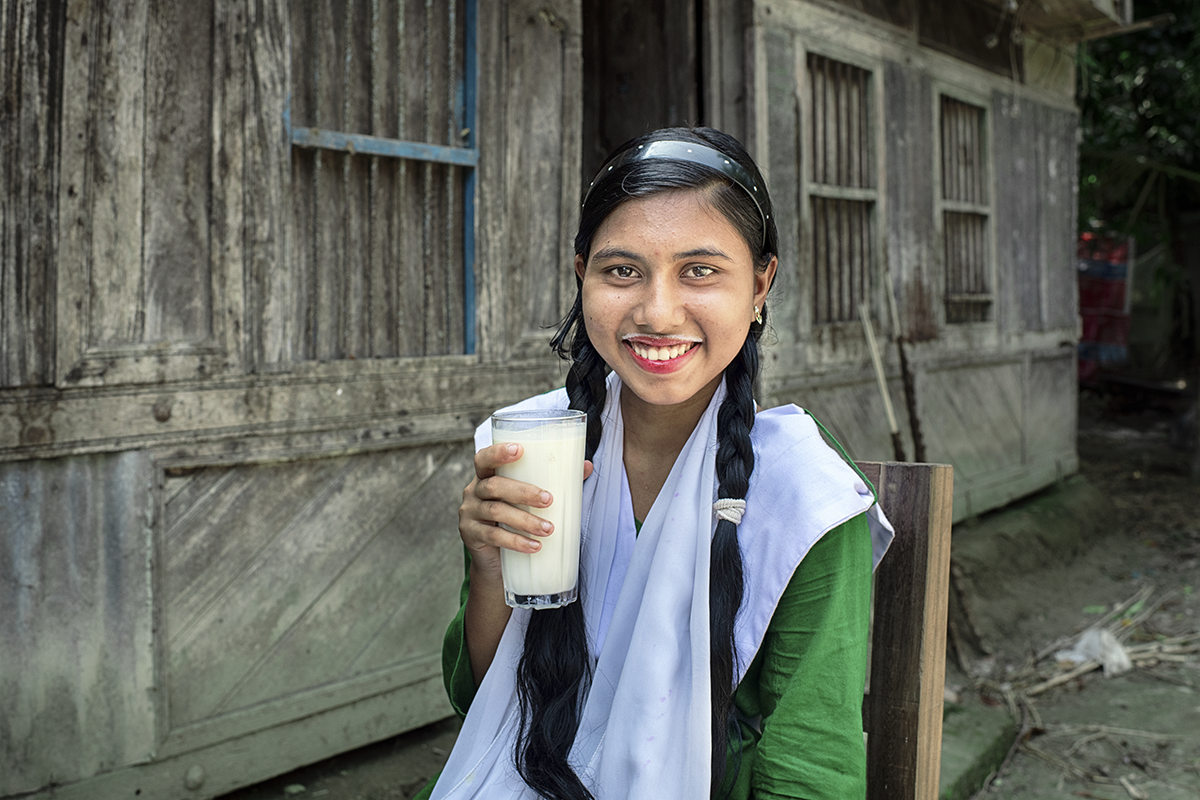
xmin=1079 ymin=275 xmax=1126 ymax=312
xmin=1081 ymin=313 xmax=1130 ymax=346
xmin=1078 ymin=232 xmax=1131 ymax=265
xmin=1077 ymin=235 xmax=1133 ymax=383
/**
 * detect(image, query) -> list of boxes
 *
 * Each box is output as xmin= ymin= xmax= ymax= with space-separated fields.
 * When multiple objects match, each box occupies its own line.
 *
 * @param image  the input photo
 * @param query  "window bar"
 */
xmin=290 ymin=131 xmax=479 ymax=170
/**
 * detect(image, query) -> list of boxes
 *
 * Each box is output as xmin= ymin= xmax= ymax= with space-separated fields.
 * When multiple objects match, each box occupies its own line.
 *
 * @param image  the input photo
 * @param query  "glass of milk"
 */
xmin=491 ymin=409 xmax=587 ymax=609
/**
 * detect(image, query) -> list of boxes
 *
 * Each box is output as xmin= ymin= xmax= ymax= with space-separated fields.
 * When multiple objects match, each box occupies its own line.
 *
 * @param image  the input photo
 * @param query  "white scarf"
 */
xmin=431 ymin=373 xmax=893 ymax=799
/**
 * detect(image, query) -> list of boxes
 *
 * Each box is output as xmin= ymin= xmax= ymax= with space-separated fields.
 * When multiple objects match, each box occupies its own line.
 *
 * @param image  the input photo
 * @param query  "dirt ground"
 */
xmin=219 ymin=391 xmax=1200 ymax=800
xmin=962 ymin=390 xmax=1200 ymax=800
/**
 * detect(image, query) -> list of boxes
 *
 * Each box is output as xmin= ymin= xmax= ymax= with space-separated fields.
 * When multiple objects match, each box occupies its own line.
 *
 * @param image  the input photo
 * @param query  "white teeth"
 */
xmin=630 ymin=342 xmax=693 ymax=361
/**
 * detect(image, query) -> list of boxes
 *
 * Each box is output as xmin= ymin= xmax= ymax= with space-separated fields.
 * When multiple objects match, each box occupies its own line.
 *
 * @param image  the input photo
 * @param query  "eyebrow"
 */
xmin=589 ymin=245 xmax=734 ymax=263
xmin=589 ymin=246 xmax=643 ymax=263
xmin=673 ymin=247 xmax=733 ymax=261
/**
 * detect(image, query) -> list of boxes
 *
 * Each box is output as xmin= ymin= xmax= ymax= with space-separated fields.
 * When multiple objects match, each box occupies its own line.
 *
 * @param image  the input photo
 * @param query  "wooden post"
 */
xmin=859 ymin=462 xmax=954 ymax=800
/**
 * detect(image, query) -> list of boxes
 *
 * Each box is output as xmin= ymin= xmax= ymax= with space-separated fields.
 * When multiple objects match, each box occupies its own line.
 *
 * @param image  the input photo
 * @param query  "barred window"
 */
xmin=939 ymin=96 xmax=991 ymax=324
xmin=807 ymin=54 xmax=876 ymax=325
xmin=287 ymin=0 xmax=477 ymax=361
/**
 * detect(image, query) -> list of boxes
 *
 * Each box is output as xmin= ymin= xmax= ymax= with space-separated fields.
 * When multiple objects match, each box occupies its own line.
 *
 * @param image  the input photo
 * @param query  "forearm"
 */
xmin=463 ymin=558 xmax=513 ymax=687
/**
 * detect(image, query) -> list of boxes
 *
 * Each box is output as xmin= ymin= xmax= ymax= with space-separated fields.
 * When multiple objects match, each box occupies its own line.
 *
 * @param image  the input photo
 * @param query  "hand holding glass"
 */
xmin=491 ymin=409 xmax=586 ymax=609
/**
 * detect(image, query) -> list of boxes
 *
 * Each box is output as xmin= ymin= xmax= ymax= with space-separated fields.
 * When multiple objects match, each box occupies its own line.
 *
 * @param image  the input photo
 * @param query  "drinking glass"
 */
xmin=491 ymin=409 xmax=586 ymax=609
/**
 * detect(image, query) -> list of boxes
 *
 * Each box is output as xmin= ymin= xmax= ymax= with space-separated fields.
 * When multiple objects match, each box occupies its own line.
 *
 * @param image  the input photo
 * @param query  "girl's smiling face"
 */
xmin=575 ymin=189 xmax=776 ymax=411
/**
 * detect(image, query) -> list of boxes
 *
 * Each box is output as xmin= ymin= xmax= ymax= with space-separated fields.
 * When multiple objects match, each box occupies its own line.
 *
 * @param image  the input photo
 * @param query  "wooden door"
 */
xmin=581 ymin=0 xmax=701 ymax=183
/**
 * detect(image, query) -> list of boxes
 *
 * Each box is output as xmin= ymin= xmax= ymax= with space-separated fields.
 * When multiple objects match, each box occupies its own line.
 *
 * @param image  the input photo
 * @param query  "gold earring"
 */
xmin=754 ymin=305 xmax=763 ymax=325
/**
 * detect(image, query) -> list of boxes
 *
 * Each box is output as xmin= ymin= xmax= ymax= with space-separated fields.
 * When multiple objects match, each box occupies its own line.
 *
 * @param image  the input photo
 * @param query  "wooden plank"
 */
xmin=164 ymin=445 xmax=463 ymax=726
xmin=163 ymin=463 xmax=240 ymax=533
xmin=87 ymin=0 xmax=148 ymax=346
xmin=1038 ymin=103 xmax=1080 ymax=333
xmin=141 ymin=0 xmax=213 ymax=343
xmin=955 ymin=446 xmax=1075 ymax=522
xmin=162 ymin=459 xmax=352 ymax=643
xmin=244 ymin=0 xmax=293 ymax=368
xmin=0 ymin=359 xmax=565 ymax=463
xmin=824 ymin=0 xmax=916 ymax=29
xmin=54 ymin=0 xmax=94 ymax=387
xmin=223 ymin=445 xmax=470 ymax=706
xmin=212 ymin=0 xmax=249 ymax=373
xmin=472 ymin=0 xmax=507 ymax=360
xmin=882 ymin=59 xmax=937 ymax=340
xmin=396 ymin=0 xmax=429 ymax=357
xmin=793 ymin=378 xmax=913 ymax=464
xmin=422 ymin=4 xmax=450 ymax=355
xmin=705 ymin=0 xmax=747 ymax=141
xmin=368 ymin=0 xmax=399 ymax=359
xmin=1025 ymin=353 xmax=1076 ymax=458
xmin=156 ymin=652 xmax=443 ymax=759
xmin=764 ymin=28 xmax=801 ymax=343
xmin=342 ymin=1 xmax=371 ymax=359
xmin=313 ymin=0 xmax=346 ymax=360
xmin=23 ymin=672 xmax=451 ymax=800
xmin=991 ymin=90 xmax=1041 ymax=334
xmin=0 ymin=0 xmax=60 ymax=388
xmin=915 ymin=362 xmax=1022 ymax=480
xmin=862 ymin=461 xmax=953 ymax=800
xmin=0 ymin=452 xmax=156 ymax=797
xmin=501 ymin=0 xmax=573 ymax=344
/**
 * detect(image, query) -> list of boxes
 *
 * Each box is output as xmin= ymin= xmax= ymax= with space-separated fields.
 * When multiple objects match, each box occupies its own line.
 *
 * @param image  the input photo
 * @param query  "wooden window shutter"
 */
xmin=939 ymin=96 xmax=991 ymax=324
xmin=283 ymin=0 xmax=477 ymax=363
xmin=807 ymin=54 xmax=876 ymax=326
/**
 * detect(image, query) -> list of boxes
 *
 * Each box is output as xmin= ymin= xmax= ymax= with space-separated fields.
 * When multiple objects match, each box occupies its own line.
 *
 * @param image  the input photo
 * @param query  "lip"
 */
xmin=623 ymin=338 xmax=700 ymax=374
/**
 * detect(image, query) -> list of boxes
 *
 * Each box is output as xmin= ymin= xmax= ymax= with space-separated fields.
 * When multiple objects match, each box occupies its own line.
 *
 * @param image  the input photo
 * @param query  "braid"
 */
xmin=563 ymin=315 xmax=608 ymax=461
xmin=709 ymin=335 xmax=759 ymax=797
xmin=514 ymin=310 xmax=605 ymax=800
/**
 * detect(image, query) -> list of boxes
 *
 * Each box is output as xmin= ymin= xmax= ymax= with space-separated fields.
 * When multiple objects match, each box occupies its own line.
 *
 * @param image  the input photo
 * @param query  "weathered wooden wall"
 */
xmin=732 ymin=0 xmax=1080 ymax=520
xmin=1 ymin=0 xmax=62 ymax=388
xmin=0 ymin=452 xmax=157 ymax=793
xmin=1 ymin=1 xmax=579 ymax=797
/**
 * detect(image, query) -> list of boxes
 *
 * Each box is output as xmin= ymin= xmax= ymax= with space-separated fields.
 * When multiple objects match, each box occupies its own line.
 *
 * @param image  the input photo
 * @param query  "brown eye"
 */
xmin=686 ymin=265 xmax=716 ymax=278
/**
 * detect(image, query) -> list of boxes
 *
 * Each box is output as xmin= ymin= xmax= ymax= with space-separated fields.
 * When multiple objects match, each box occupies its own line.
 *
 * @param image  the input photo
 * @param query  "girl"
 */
xmin=417 ymin=127 xmax=892 ymax=800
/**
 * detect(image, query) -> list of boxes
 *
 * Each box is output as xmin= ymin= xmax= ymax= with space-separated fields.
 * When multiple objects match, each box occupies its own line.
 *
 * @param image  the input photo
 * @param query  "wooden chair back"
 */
xmin=857 ymin=461 xmax=954 ymax=800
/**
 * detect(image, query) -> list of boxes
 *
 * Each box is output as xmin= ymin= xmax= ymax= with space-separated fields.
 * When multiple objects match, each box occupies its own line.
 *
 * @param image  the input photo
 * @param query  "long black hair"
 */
xmin=515 ymin=127 xmax=778 ymax=800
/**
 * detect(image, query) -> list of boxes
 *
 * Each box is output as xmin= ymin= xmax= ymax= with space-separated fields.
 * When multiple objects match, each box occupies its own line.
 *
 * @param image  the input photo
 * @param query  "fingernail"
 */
xmin=506 ymin=443 xmax=519 ymax=455
xmin=539 ymin=491 xmax=551 ymax=505
xmin=540 ymin=521 xmax=552 ymax=533
xmin=528 ymin=540 xmax=541 ymax=552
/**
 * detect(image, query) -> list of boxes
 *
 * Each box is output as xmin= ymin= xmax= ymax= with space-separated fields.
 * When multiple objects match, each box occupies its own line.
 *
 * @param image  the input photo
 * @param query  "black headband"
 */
xmin=582 ymin=140 xmax=770 ymax=250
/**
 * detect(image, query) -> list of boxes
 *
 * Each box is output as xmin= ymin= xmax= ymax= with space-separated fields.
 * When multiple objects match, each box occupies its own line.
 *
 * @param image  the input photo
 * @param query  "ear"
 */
xmin=753 ymin=256 xmax=777 ymax=311
xmin=574 ymin=254 xmax=587 ymax=283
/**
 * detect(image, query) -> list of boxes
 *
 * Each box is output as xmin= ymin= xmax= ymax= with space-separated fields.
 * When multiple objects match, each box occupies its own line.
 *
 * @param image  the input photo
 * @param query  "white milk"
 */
xmin=494 ymin=429 xmax=585 ymax=604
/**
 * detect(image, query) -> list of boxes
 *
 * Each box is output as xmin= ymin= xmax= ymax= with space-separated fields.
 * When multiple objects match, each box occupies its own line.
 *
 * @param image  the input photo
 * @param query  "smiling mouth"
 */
xmin=624 ymin=339 xmax=700 ymax=362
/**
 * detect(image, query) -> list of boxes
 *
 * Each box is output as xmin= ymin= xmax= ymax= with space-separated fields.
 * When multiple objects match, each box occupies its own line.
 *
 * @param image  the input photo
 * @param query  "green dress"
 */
xmin=412 ymin=512 xmax=872 ymax=800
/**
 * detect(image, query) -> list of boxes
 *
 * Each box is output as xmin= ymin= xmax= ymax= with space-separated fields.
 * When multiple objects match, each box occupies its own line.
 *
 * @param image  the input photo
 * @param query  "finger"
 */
xmin=473 ymin=442 xmax=523 ymax=479
xmin=475 ymin=474 xmax=552 ymax=510
xmin=583 ymin=460 xmax=594 ymax=481
xmin=476 ymin=497 xmax=554 ymax=537
xmin=463 ymin=518 xmax=544 ymax=554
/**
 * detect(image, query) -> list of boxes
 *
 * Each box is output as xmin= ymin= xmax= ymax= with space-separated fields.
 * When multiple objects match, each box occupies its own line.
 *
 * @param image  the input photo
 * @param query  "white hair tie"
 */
xmin=713 ymin=498 xmax=746 ymax=525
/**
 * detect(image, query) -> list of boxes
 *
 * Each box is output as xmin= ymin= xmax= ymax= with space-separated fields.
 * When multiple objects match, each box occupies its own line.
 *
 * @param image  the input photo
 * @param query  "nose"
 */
xmin=634 ymin=273 xmax=686 ymax=331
